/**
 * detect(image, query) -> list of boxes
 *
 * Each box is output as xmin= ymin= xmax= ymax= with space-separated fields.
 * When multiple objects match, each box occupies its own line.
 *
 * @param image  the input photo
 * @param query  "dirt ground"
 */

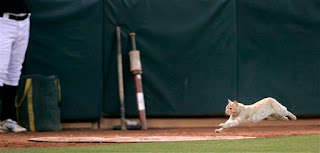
xmin=0 ymin=119 xmax=319 ymax=150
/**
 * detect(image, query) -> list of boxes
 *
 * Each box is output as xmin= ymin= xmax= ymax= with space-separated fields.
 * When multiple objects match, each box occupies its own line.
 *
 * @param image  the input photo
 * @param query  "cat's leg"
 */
xmin=280 ymin=116 xmax=289 ymax=120
xmin=273 ymin=104 xmax=297 ymax=120
xmin=218 ymin=119 xmax=232 ymax=129
xmin=266 ymin=115 xmax=277 ymax=120
xmin=271 ymin=99 xmax=297 ymax=120
xmin=215 ymin=128 xmax=225 ymax=133
xmin=215 ymin=120 xmax=229 ymax=133
xmin=267 ymin=114 xmax=288 ymax=120
xmin=276 ymin=113 xmax=296 ymax=120
xmin=286 ymin=111 xmax=297 ymax=120
xmin=215 ymin=117 xmax=235 ymax=133
xmin=274 ymin=114 xmax=289 ymax=120
xmin=219 ymin=117 xmax=243 ymax=129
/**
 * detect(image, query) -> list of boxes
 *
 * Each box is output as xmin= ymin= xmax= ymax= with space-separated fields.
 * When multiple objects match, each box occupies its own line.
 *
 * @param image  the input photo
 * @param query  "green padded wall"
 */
xmin=237 ymin=1 xmax=320 ymax=115
xmin=23 ymin=0 xmax=103 ymax=120
xmin=22 ymin=0 xmax=319 ymax=120
xmin=103 ymin=0 xmax=237 ymax=117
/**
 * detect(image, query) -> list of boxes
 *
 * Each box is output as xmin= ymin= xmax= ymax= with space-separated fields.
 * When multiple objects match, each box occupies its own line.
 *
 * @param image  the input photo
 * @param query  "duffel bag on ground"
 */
xmin=15 ymin=75 xmax=61 ymax=131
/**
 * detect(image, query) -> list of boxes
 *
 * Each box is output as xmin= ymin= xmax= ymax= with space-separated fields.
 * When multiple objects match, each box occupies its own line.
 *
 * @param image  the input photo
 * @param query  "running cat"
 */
xmin=215 ymin=97 xmax=297 ymax=133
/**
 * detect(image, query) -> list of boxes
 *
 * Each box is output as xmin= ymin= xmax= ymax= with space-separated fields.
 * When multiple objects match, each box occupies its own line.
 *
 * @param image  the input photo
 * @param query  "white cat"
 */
xmin=215 ymin=97 xmax=297 ymax=133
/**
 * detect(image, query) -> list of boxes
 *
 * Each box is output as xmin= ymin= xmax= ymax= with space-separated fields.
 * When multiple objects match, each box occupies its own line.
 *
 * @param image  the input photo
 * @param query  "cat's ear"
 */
xmin=234 ymin=100 xmax=239 ymax=105
xmin=228 ymin=99 xmax=233 ymax=104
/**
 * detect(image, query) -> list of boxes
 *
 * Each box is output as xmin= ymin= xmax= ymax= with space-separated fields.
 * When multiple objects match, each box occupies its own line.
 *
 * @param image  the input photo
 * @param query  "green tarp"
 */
xmin=22 ymin=0 xmax=319 ymax=120
xmin=103 ymin=0 xmax=237 ymax=117
xmin=237 ymin=1 xmax=320 ymax=115
xmin=23 ymin=0 xmax=103 ymax=120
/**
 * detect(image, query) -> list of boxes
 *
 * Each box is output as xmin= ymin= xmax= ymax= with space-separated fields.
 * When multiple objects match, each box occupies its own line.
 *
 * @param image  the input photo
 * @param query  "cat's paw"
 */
xmin=215 ymin=128 xmax=224 ymax=133
xmin=219 ymin=123 xmax=227 ymax=128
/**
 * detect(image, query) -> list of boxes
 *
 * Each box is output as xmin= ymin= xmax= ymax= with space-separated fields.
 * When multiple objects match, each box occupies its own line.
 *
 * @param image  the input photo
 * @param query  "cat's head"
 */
xmin=225 ymin=99 xmax=240 ymax=116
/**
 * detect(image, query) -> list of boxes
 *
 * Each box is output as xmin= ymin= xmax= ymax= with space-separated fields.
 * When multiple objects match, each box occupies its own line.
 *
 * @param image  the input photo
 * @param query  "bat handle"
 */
xmin=116 ymin=26 xmax=121 ymax=53
xmin=130 ymin=32 xmax=137 ymax=50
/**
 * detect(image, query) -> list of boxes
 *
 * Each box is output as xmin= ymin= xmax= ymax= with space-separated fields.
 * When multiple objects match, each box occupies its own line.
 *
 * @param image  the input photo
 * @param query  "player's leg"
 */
xmin=0 ymin=17 xmax=17 ymax=87
xmin=5 ymin=18 xmax=30 ymax=87
xmin=1 ymin=85 xmax=18 ymax=121
xmin=1 ymin=17 xmax=30 ymax=132
xmin=0 ymin=16 xmax=21 ymax=132
xmin=0 ymin=17 xmax=17 ymax=123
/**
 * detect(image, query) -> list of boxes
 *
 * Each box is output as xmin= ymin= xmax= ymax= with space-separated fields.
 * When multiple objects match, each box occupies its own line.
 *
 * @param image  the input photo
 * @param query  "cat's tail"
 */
xmin=287 ymin=111 xmax=297 ymax=120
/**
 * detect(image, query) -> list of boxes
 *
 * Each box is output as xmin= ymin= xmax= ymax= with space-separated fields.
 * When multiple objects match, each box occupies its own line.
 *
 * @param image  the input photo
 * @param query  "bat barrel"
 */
xmin=134 ymin=74 xmax=147 ymax=130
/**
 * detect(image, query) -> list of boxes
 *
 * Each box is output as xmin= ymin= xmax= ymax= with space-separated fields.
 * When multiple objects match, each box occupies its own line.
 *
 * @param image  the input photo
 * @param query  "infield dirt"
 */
xmin=0 ymin=118 xmax=319 ymax=150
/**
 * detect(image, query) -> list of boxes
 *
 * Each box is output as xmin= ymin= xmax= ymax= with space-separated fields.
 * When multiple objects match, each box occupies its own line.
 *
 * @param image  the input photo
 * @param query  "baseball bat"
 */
xmin=129 ymin=32 xmax=148 ymax=130
xmin=116 ymin=26 xmax=126 ymax=131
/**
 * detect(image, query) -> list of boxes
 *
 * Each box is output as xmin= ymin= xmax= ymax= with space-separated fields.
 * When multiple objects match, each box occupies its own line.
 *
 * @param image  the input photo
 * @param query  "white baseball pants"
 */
xmin=0 ymin=13 xmax=30 ymax=87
